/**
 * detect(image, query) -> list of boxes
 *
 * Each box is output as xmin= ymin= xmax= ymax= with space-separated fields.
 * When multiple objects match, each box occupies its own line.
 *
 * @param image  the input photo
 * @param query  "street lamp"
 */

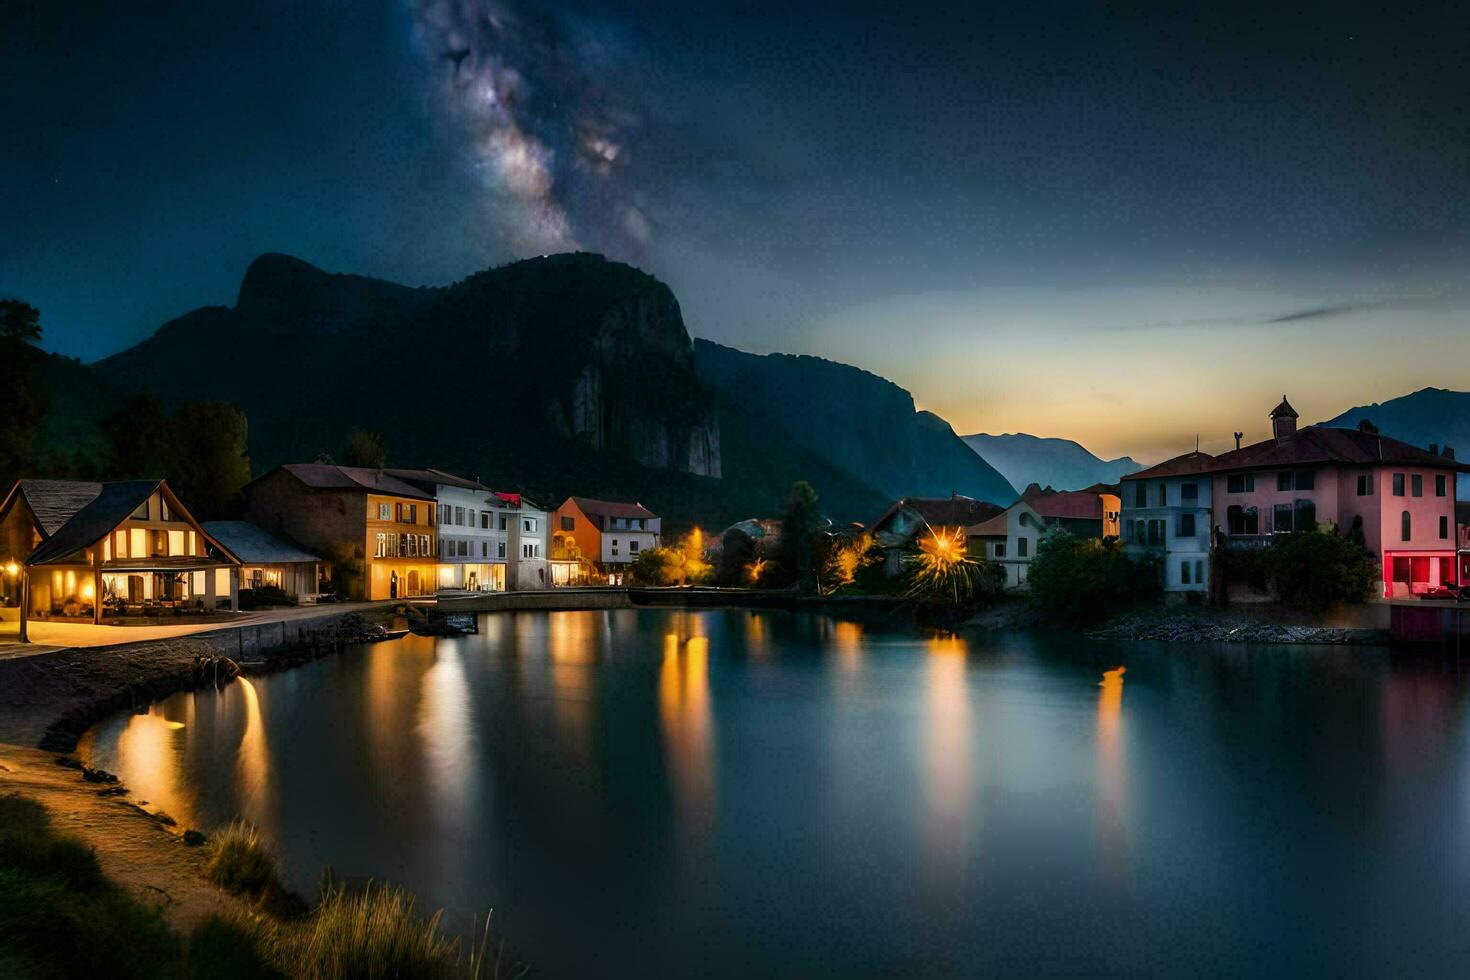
xmin=3 ymin=562 xmax=25 ymax=644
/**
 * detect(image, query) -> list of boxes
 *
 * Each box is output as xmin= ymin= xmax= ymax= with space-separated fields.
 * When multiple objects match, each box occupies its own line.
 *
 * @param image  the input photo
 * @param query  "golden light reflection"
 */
xmin=659 ymin=631 xmax=716 ymax=839
xmin=235 ymin=678 xmax=274 ymax=830
xmin=744 ymin=612 xmax=770 ymax=661
xmin=833 ymin=621 xmax=863 ymax=681
xmin=416 ymin=646 xmax=476 ymax=861
xmin=922 ymin=631 xmax=972 ymax=900
xmin=547 ymin=612 xmax=599 ymax=764
xmin=1097 ymin=666 xmax=1127 ymax=881
xmin=112 ymin=704 xmax=196 ymax=828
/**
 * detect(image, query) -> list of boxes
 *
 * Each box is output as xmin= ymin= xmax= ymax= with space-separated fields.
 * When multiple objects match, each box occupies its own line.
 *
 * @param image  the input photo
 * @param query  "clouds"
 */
xmin=408 ymin=0 xmax=653 ymax=260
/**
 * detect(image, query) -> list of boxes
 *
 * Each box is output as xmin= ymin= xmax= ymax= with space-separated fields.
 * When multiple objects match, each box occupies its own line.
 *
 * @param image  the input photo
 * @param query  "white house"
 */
xmin=1120 ymin=451 xmax=1215 ymax=594
xmin=506 ymin=495 xmax=551 ymax=590
xmin=966 ymin=500 xmax=1047 ymax=590
xmin=387 ymin=469 xmax=509 ymax=592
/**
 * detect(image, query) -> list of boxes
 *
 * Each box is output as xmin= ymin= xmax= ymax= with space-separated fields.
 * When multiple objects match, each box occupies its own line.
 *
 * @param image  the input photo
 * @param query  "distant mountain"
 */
xmin=62 ymin=252 xmax=1013 ymax=527
xmin=961 ymin=432 xmax=1141 ymax=491
xmin=1321 ymin=387 xmax=1470 ymax=496
xmin=696 ymin=342 xmax=1017 ymax=519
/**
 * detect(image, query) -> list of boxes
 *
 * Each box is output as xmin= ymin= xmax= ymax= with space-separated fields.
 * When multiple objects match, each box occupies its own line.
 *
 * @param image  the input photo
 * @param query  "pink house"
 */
xmin=1211 ymin=397 xmax=1467 ymax=597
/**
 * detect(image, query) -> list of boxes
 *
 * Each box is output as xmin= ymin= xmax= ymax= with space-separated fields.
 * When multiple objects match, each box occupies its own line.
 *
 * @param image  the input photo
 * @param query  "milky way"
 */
xmin=409 ymin=0 xmax=653 ymax=260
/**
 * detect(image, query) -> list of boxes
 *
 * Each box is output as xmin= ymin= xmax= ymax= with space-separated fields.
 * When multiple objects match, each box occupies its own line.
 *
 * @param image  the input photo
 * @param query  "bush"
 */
xmin=239 ymin=585 xmax=296 ymax=610
xmin=204 ymin=821 xmax=299 ymax=916
xmin=1027 ymin=531 xmax=1160 ymax=626
xmin=1260 ymin=529 xmax=1377 ymax=612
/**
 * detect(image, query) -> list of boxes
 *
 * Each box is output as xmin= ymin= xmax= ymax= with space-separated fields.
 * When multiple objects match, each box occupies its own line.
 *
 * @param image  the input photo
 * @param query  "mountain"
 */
xmin=695 ymin=342 xmax=1017 ymax=518
xmin=961 ymin=432 xmax=1141 ymax=491
xmin=75 ymin=252 xmax=1012 ymax=527
xmin=1320 ymin=387 xmax=1470 ymax=496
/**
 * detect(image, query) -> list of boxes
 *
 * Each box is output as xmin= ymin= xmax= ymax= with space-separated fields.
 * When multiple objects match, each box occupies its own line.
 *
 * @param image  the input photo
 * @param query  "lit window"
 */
xmin=378 ymin=503 xmax=391 ymax=520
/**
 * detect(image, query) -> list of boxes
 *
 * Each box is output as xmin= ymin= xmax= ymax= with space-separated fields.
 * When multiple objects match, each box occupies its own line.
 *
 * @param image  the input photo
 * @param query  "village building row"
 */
xmin=0 ymin=463 xmax=662 ymax=622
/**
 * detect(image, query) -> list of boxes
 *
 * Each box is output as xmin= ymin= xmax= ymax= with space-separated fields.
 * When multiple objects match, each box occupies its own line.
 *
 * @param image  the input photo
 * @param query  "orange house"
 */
xmin=551 ymin=497 xmax=662 ymax=574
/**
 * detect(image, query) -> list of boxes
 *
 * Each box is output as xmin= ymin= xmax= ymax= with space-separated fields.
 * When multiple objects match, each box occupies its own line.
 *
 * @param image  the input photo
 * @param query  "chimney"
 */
xmin=1234 ymin=431 xmax=1243 ymax=450
xmin=1446 ymin=446 xmax=1455 ymax=460
xmin=1430 ymin=443 xmax=1439 ymax=456
xmin=1270 ymin=395 xmax=1299 ymax=443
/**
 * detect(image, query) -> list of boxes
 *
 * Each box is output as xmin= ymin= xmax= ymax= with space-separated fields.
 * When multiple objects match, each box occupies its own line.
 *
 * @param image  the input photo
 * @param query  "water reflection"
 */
xmin=921 ymin=632 xmax=972 ymax=901
xmin=660 ymin=628 xmax=716 ymax=841
xmin=236 ymin=678 xmax=274 ymax=830
xmin=109 ymin=703 xmax=199 ymax=827
xmin=416 ymin=644 xmax=477 ymax=867
xmin=1096 ymin=666 xmax=1127 ymax=880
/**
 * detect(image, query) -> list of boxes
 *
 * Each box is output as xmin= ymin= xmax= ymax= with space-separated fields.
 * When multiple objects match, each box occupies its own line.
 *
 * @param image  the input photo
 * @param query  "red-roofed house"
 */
xmin=871 ymin=493 xmax=1006 ymax=575
xmin=1210 ymin=398 xmax=1468 ymax=597
xmin=551 ymin=497 xmax=662 ymax=581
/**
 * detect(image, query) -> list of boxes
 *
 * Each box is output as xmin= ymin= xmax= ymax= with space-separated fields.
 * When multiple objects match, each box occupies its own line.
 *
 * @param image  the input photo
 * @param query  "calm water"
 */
xmin=82 ymin=609 xmax=1470 ymax=976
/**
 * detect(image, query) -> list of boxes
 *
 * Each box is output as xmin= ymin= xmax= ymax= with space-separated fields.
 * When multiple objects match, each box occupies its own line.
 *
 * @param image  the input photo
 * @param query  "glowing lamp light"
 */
xmin=3 ymin=562 xmax=18 ymax=577
xmin=81 ymin=582 xmax=95 ymax=600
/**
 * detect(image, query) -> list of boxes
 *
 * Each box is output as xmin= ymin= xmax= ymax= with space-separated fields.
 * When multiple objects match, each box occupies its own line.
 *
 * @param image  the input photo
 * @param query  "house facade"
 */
xmin=505 ymin=494 xmax=553 ymax=589
xmin=1 ymin=479 xmax=239 ymax=623
xmin=244 ymin=464 xmax=437 ymax=601
xmin=385 ymin=470 xmax=509 ymax=593
xmin=1209 ymin=400 xmax=1465 ymax=597
xmin=967 ymin=501 xmax=1045 ymax=590
xmin=551 ymin=497 xmax=661 ymax=581
xmin=1120 ymin=451 xmax=1215 ymax=594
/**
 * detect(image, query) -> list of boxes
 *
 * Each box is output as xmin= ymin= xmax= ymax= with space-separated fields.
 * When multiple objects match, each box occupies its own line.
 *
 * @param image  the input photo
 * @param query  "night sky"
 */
xmin=4 ymin=1 xmax=1468 ymax=460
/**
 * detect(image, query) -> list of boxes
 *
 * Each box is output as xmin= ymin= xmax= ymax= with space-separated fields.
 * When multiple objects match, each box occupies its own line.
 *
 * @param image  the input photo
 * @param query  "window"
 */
xmin=1156 ymin=484 xmax=1167 ymax=506
xmin=1134 ymin=482 xmax=1146 ymax=508
xmin=630 ymin=540 xmax=641 ymax=553
xmin=132 ymin=501 xmax=149 ymax=520
xmin=1393 ymin=473 xmax=1405 ymax=496
xmin=1146 ymin=520 xmax=1163 ymax=546
xmin=522 ymin=542 xmax=540 ymax=559
xmin=1356 ymin=474 xmax=1374 ymax=496
xmin=1436 ymin=475 xmax=1448 ymax=497
xmin=561 ymin=516 xmax=575 ymax=531
xmin=378 ymin=503 xmax=392 ymax=520
xmin=1402 ymin=510 xmax=1411 ymax=541
xmin=995 ymin=542 xmax=1007 ymax=558
xmin=1294 ymin=498 xmax=1316 ymax=532
xmin=1411 ymin=475 xmax=1423 ymax=497
xmin=1179 ymin=513 xmax=1196 ymax=537
xmin=496 ymin=541 xmax=507 ymax=559
xmin=1277 ymin=471 xmax=1292 ymax=491
xmin=498 ymin=514 xmax=508 ymax=531
xmin=481 ymin=512 xmax=491 ymax=529
xmin=481 ymin=541 xmax=488 ymax=557
xmin=1195 ymin=560 xmax=1204 ymax=585
xmin=1018 ymin=536 xmax=1029 ymax=558
xmin=1440 ymin=515 xmax=1449 ymax=539
xmin=1181 ymin=482 xmax=1198 ymax=502
xmin=1226 ymin=506 xmax=1260 ymax=535
xmin=523 ymin=517 xmax=537 ymax=533
xmin=1181 ymin=561 xmax=1191 ymax=585
xmin=1227 ymin=474 xmax=1255 ymax=494
xmin=611 ymin=538 xmax=619 ymax=556
xmin=1278 ymin=470 xmax=1315 ymax=491
xmin=454 ymin=506 xmax=465 ymax=525
xmin=1274 ymin=503 xmax=1293 ymax=534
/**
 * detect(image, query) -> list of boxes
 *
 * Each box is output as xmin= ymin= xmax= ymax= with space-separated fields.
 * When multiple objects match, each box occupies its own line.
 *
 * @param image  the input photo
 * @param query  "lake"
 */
xmin=81 ymin=608 xmax=1470 ymax=976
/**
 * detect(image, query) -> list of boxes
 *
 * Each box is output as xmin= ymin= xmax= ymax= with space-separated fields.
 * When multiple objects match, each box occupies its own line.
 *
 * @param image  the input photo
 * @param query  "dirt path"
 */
xmin=0 ymin=743 xmax=251 ymax=934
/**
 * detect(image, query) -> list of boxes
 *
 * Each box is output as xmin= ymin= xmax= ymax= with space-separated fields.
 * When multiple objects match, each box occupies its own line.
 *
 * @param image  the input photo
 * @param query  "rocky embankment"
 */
xmin=1087 ymin=606 xmax=1390 ymax=645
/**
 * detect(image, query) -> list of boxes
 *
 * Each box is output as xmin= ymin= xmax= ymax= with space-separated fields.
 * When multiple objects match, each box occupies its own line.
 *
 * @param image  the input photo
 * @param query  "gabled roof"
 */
xmin=1030 ymin=490 xmax=1104 ymax=521
xmin=3 ymin=479 xmax=104 ymax=536
xmin=27 ymin=480 xmax=160 ymax=565
xmin=565 ymin=496 xmax=658 ymax=521
xmin=1207 ymin=425 xmax=1470 ymax=474
xmin=382 ymin=468 xmax=491 ymax=493
xmin=202 ymin=521 xmax=321 ymax=565
xmin=271 ymin=464 xmax=435 ymax=501
xmin=872 ymin=494 xmax=1005 ymax=532
xmin=966 ymin=512 xmax=1010 ymax=538
xmin=1122 ymin=451 xmax=1216 ymax=481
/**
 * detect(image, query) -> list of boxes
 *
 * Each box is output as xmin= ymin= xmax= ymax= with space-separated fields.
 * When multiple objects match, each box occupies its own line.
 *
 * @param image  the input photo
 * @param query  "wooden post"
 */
xmin=18 ymin=569 xmax=28 ymax=644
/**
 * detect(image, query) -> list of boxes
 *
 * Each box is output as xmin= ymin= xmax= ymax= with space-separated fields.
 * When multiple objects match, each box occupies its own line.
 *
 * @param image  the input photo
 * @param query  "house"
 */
xmin=551 ymin=497 xmax=661 ymax=582
xmin=201 ymin=521 xmax=322 ymax=600
xmin=871 ymin=493 xmax=1005 ymax=575
xmin=502 ymin=493 xmax=554 ymax=590
xmin=1120 ymin=451 xmax=1215 ymax=594
xmin=967 ymin=486 xmax=1116 ymax=591
xmin=243 ymin=464 xmax=437 ymax=600
xmin=966 ymin=500 xmax=1045 ymax=590
xmin=1 ymin=479 xmax=240 ymax=625
xmin=1209 ymin=398 xmax=1468 ymax=597
xmin=1457 ymin=502 xmax=1470 ymax=588
xmin=384 ymin=469 xmax=509 ymax=593
xmin=1082 ymin=483 xmax=1124 ymax=538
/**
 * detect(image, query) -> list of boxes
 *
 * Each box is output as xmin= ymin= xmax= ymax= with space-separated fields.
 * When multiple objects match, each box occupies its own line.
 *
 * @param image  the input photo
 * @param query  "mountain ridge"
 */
xmin=962 ymin=431 xmax=1141 ymax=491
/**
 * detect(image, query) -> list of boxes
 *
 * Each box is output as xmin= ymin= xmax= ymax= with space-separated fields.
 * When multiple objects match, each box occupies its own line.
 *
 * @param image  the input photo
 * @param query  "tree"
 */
xmin=1028 ymin=531 xmax=1161 ymax=626
xmin=817 ymin=530 xmax=883 ymax=594
xmin=0 ymin=300 xmax=48 ymax=487
xmin=100 ymin=392 xmax=172 ymax=478
xmin=628 ymin=547 xmax=675 ymax=586
xmin=1260 ymin=529 xmax=1377 ymax=612
xmin=169 ymin=402 xmax=251 ymax=519
xmin=776 ymin=481 xmax=821 ymax=592
xmin=342 ymin=429 xmax=388 ymax=468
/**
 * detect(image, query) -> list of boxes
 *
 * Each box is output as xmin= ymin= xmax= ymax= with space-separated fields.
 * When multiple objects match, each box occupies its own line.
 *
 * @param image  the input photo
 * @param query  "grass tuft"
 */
xmin=284 ymin=880 xmax=460 ymax=979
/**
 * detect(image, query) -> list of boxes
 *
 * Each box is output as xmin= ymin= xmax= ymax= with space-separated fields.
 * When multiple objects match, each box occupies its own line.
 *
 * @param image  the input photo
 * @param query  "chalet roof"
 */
xmin=1207 ymin=425 xmax=1470 ymax=474
xmin=1122 ymin=451 xmax=1216 ymax=481
xmin=1081 ymin=482 xmax=1121 ymax=496
xmin=275 ymin=464 xmax=434 ymax=501
xmin=27 ymin=481 xmax=160 ymax=565
xmin=566 ymin=497 xmax=658 ymax=521
xmin=202 ymin=521 xmax=321 ymax=565
xmin=967 ymin=512 xmax=1010 ymax=537
xmin=1030 ymin=490 xmax=1104 ymax=521
xmin=1270 ymin=396 xmax=1299 ymax=419
xmin=6 ymin=479 xmax=104 ymax=536
xmin=383 ymin=468 xmax=492 ymax=493
xmin=874 ymin=494 xmax=1005 ymax=532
